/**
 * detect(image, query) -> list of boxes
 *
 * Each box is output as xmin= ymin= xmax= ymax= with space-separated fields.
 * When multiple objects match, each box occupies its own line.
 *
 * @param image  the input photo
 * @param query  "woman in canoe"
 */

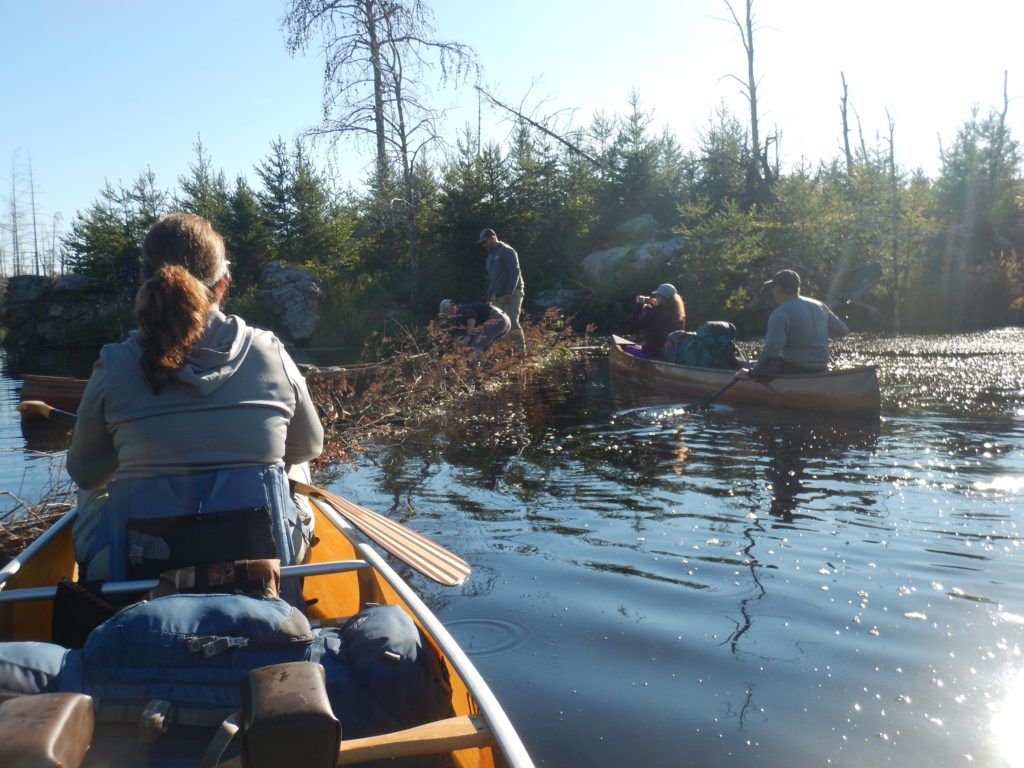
xmin=67 ymin=213 xmax=324 ymax=583
xmin=626 ymin=282 xmax=686 ymax=358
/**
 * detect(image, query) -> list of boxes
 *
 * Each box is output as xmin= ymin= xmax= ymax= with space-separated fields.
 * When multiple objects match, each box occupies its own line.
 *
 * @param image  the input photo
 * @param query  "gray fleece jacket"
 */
xmin=67 ymin=311 xmax=324 ymax=489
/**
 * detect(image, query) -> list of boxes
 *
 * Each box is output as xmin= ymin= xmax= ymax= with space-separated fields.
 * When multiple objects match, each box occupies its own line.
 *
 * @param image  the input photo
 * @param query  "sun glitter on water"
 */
xmin=992 ymin=667 xmax=1024 ymax=767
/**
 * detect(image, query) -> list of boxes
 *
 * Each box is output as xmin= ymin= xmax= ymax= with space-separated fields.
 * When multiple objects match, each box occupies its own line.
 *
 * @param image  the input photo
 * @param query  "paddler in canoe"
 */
xmin=65 ymin=212 xmax=324 ymax=596
xmin=735 ymin=268 xmax=850 ymax=380
xmin=0 ymin=213 xmax=467 ymax=762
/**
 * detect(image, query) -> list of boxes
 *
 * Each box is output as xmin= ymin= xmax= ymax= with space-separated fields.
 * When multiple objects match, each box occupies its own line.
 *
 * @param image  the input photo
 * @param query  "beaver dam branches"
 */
xmin=306 ymin=308 xmax=592 ymax=467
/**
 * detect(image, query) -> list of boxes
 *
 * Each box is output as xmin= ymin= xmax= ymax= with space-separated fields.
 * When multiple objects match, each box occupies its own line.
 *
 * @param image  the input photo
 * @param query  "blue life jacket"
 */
xmin=84 ymin=465 xmax=309 ymax=607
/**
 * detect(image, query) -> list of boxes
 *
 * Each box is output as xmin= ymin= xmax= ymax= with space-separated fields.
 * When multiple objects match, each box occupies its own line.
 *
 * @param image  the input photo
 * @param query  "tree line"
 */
xmin=38 ymin=0 xmax=1024 ymax=349
xmin=55 ymin=92 xmax=1022 ymax=346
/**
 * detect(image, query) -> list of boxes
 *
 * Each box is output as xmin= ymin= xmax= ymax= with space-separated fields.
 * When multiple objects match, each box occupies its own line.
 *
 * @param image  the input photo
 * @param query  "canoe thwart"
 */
xmin=0 ymin=560 xmax=371 ymax=604
xmin=338 ymin=714 xmax=493 ymax=764
xmin=215 ymin=714 xmax=493 ymax=768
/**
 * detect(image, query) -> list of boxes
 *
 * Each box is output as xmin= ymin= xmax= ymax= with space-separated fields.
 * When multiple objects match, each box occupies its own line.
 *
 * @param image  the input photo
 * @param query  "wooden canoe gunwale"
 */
xmin=309 ymin=497 xmax=533 ymax=768
xmin=610 ymin=334 xmax=880 ymax=415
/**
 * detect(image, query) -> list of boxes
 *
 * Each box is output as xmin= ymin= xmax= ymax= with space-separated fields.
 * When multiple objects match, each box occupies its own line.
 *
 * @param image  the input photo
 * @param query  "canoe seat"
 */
xmin=240 ymin=662 xmax=339 ymax=768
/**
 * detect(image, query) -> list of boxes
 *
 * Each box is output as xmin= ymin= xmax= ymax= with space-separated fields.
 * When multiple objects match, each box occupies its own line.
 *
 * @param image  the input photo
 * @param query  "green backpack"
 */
xmin=663 ymin=322 xmax=744 ymax=369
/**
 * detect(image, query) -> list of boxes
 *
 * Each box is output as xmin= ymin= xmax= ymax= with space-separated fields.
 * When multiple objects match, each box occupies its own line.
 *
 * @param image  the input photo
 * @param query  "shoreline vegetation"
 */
xmin=0 ymin=309 xmax=589 ymax=560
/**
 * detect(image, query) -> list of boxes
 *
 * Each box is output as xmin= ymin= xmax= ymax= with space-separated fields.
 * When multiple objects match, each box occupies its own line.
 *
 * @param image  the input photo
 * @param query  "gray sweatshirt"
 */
xmin=753 ymin=295 xmax=850 ymax=373
xmin=68 ymin=310 xmax=324 ymax=489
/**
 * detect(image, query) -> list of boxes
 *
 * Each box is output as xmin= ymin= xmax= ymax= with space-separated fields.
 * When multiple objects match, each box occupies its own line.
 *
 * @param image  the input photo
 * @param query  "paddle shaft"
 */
xmin=18 ymin=400 xmax=472 ymax=587
xmin=693 ymin=376 xmax=740 ymax=410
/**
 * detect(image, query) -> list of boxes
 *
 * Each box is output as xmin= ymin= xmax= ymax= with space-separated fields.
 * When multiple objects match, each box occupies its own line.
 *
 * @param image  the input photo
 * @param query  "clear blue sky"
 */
xmin=2 ymin=0 xmax=1022 ymax=258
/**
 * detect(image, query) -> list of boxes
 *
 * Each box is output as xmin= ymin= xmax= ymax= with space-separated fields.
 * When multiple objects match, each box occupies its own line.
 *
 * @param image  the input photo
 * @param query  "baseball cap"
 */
xmin=652 ymin=283 xmax=677 ymax=299
xmin=478 ymin=228 xmax=496 ymax=243
xmin=764 ymin=269 xmax=801 ymax=293
xmin=438 ymin=298 xmax=455 ymax=314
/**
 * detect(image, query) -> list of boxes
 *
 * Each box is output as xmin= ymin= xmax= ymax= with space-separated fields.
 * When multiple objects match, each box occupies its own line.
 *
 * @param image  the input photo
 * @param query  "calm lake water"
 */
xmin=2 ymin=329 xmax=1024 ymax=767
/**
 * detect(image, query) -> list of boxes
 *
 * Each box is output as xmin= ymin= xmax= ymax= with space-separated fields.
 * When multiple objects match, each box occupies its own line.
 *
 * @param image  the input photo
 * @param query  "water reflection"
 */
xmin=753 ymin=417 xmax=881 ymax=521
xmin=991 ymin=666 xmax=1024 ymax=767
xmin=20 ymin=417 xmax=73 ymax=454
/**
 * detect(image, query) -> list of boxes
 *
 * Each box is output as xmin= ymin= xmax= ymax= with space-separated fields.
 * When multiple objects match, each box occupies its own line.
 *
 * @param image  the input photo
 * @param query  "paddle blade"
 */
xmin=294 ymin=482 xmax=471 ymax=587
xmin=18 ymin=400 xmax=77 ymax=423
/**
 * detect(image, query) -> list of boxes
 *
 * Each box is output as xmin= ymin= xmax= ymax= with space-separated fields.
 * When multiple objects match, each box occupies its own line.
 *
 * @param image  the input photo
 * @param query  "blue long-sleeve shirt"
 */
xmin=753 ymin=295 xmax=850 ymax=373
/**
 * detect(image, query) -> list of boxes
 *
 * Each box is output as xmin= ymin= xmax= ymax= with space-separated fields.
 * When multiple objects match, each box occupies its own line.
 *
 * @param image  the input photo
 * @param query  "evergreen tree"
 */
xmin=224 ymin=176 xmax=272 ymax=290
xmin=290 ymin=141 xmax=337 ymax=267
xmin=909 ymin=104 xmax=1024 ymax=329
xmin=62 ymin=170 xmax=167 ymax=294
xmin=176 ymin=137 xmax=231 ymax=232
xmin=255 ymin=138 xmax=298 ymax=263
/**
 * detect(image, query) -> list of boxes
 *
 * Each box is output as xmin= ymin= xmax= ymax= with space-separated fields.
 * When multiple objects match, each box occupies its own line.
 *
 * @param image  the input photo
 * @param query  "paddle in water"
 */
xmin=17 ymin=400 xmax=471 ymax=587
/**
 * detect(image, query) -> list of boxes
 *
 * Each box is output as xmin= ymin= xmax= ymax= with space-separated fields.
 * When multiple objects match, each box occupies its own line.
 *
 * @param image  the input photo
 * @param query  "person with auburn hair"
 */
xmin=68 ymin=213 xmax=324 ymax=583
xmin=626 ymin=282 xmax=687 ymax=358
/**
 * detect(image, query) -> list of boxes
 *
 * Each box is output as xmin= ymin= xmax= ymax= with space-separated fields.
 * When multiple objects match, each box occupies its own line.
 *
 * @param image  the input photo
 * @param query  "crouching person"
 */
xmin=438 ymin=299 xmax=511 ymax=360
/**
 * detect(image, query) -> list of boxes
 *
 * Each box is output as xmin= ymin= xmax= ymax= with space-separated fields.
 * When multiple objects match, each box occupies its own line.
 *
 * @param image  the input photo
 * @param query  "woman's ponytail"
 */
xmin=135 ymin=264 xmax=212 ymax=394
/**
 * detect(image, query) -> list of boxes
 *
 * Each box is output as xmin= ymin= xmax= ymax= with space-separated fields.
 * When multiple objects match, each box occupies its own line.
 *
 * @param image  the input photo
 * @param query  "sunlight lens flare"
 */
xmin=991 ymin=667 xmax=1024 ymax=767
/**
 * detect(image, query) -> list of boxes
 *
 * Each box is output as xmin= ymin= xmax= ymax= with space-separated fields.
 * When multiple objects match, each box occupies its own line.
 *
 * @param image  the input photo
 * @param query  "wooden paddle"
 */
xmin=293 ymin=483 xmax=471 ymax=586
xmin=17 ymin=400 xmax=472 ymax=587
xmin=17 ymin=400 xmax=77 ymax=423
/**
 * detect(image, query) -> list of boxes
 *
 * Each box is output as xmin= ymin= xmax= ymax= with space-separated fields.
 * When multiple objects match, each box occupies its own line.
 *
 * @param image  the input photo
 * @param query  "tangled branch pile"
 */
xmin=306 ymin=308 xmax=590 ymax=466
xmin=0 ymin=490 xmax=74 ymax=561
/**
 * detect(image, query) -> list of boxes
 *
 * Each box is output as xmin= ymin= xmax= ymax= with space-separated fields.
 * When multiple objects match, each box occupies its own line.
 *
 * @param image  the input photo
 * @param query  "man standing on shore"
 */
xmin=479 ymin=227 xmax=527 ymax=353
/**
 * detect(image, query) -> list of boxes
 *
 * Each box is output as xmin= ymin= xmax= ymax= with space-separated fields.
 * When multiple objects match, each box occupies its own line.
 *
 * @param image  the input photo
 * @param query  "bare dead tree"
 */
xmin=8 ymin=157 xmax=21 ymax=276
xmin=721 ymin=0 xmax=776 ymax=205
xmin=988 ymin=71 xmax=1015 ymax=252
xmin=885 ymin=109 xmax=902 ymax=332
xmin=50 ymin=214 xmax=63 ymax=275
xmin=840 ymin=72 xmax=854 ymax=177
xmin=283 ymin=0 xmax=477 ymax=302
xmin=283 ymin=0 xmax=476 ymax=181
xmin=28 ymin=158 xmax=41 ymax=274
